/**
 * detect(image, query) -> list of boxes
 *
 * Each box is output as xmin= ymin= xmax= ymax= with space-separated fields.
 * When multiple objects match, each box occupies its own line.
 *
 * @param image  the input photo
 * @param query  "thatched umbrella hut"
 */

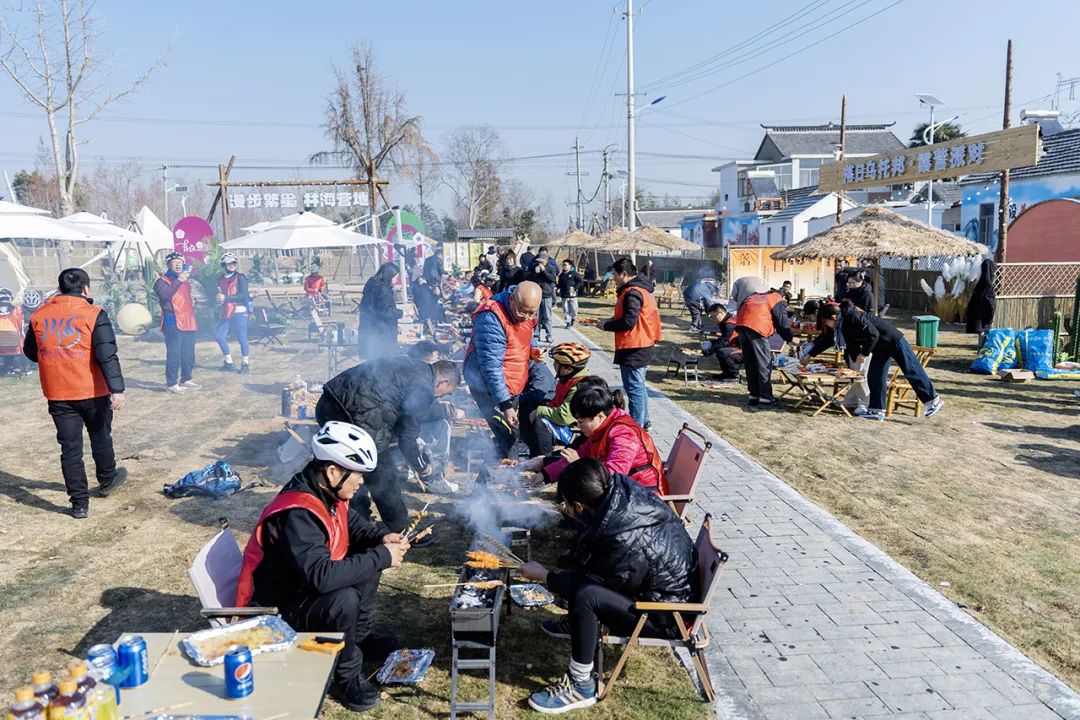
xmin=772 ymin=205 xmax=986 ymax=309
xmin=596 ymin=225 xmax=700 ymax=254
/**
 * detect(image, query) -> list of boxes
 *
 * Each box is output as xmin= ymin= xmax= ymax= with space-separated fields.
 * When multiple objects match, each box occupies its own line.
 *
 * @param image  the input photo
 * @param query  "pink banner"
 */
xmin=173 ymin=216 xmax=214 ymax=265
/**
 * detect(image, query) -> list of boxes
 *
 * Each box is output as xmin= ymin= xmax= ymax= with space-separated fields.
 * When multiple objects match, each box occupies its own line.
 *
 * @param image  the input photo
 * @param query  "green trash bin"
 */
xmin=914 ymin=315 xmax=939 ymax=348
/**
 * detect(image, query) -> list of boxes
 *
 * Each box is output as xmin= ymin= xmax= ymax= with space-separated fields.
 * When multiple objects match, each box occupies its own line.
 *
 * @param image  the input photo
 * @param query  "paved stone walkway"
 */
xmin=558 ymin=326 xmax=1080 ymax=720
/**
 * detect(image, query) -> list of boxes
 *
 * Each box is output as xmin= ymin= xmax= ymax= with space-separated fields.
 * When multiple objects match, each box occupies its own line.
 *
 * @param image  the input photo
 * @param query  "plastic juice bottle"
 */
xmin=67 ymin=663 xmax=108 ymax=720
xmin=47 ymin=680 xmax=87 ymax=720
xmin=6 ymin=686 xmax=45 ymax=720
xmin=30 ymin=672 xmax=57 ymax=708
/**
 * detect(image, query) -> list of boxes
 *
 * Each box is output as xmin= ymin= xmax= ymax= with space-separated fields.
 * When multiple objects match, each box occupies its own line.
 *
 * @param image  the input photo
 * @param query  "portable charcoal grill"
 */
xmin=448 ymin=563 xmax=509 ymax=719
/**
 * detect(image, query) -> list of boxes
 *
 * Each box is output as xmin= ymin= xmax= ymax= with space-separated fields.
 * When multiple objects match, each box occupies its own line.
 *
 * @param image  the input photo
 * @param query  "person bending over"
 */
xmin=235 ymin=422 xmax=410 ymax=713
xmin=519 ymin=458 xmax=697 ymax=713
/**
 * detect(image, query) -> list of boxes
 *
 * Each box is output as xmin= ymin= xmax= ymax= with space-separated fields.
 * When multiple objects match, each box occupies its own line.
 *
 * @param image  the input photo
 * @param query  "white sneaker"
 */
xmin=427 ymin=477 xmax=460 ymax=495
xmin=180 ymin=380 xmax=201 ymax=390
xmin=924 ymin=396 xmax=944 ymax=417
xmin=166 ymin=384 xmax=186 ymax=394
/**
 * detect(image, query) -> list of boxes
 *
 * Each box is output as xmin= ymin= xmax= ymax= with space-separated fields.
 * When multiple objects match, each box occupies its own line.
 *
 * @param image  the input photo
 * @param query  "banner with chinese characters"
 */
xmin=818 ymin=124 xmax=1041 ymax=193
xmin=226 ymin=191 xmax=370 ymax=210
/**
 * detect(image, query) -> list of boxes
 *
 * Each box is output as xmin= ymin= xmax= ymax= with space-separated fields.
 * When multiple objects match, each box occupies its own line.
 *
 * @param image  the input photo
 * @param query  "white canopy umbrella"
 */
xmin=222 ymin=212 xmax=380 ymax=250
xmin=59 ymin=212 xmax=148 ymax=243
xmin=0 ymin=201 xmax=92 ymax=241
xmin=131 ymin=206 xmax=175 ymax=252
xmin=240 ymin=212 xmax=318 ymax=234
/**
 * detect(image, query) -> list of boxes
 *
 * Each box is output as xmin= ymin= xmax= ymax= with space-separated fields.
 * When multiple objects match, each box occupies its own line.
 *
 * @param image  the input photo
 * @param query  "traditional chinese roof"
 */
xmin=911 ymin=181 xmax=963 ymax=204
xmin=763 ymin=194 xmax=831 ymax=224
xmin=781 ymin=186 xmax=818 ymax=204
xmin=960 ymin=127 xmax=1080 ymax=185
xmin=456 ymin=227 xmax=516 ymax=240
xmin=635 ymin=209 xmax=710 ymax=229
xmin=772 ymin=205 xmax=985 ymax=260
xmin=755 ymin=123 xmax=904 ymax=161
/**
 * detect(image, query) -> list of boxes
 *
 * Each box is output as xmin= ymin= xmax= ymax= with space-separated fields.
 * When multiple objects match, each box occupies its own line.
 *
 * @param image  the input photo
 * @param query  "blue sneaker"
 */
xmin=924 ymin=396 xmax=944 ymax=418
xmin=528 ymin=674 xmax=597 ymax=714
xmin=857 ymin=408 xmax=885 ymax=421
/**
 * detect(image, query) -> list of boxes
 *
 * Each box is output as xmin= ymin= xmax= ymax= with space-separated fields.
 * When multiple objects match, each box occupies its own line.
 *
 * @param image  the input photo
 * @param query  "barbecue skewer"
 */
xmin=406 ymin=525 xmax=434 ymax=543
xmin=479 ymin=534 xmax=526 ymax=565
xmin=423 ymin=580 xmax=505 ymax=589
xmin=403 ymin=502 xmax=431 ymax=537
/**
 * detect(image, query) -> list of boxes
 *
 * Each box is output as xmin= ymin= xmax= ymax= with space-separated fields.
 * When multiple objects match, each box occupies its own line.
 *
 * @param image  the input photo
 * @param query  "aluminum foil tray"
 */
xmin=179 ymin=615 xmax=296 ymax=667
xmin=510 ymin=583 xmax=555 ymax=607
xmin=376 ymin=648 xmax=436 ymax=685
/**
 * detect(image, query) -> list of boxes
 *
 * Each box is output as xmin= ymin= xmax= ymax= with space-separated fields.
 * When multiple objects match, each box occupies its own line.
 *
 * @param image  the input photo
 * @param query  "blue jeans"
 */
xmin=867 ymin=337 xmax=936 ymax=411
xmin=537 ymin=297 xmax=554 ymax=338
xmin=619 ymin=364 xmax=650 ymax=427
xmin=163 ymin=323 xmax=196 ymax=386
xmin=215 ymin=313 xmax=250 ymax=358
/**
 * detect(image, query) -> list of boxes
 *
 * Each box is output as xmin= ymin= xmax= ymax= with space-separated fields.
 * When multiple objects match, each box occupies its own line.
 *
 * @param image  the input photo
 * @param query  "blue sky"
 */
xmin=2 ymin=0 xmax=1079 ymax=228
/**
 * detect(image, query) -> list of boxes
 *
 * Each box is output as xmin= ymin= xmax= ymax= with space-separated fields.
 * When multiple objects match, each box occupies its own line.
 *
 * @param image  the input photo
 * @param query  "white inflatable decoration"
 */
xmin=116 ymin=303 xmax=153 ymax=335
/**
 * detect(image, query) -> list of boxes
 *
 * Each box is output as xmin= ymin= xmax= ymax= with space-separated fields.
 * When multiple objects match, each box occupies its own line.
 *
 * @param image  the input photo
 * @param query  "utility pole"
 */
xmin=161 ymin=164 xmax=169 ymax=227
xmin=836 ymin=94 xmax=846 ymax=225
xmin=625 ymin=0 xmax=636 ymax=231
xmin=996 ymin=39 xmax=1013 ymax=265
xmin=602 ymin=146 xmax=614 ymax=230
xmin=927 ymin=100 xmax=936 ymax=227
xmin=568 ymin=137 xmax=587 ymax=229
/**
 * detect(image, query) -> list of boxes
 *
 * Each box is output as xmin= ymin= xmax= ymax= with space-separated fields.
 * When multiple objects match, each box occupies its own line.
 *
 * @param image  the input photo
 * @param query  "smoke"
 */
xmin=454 ymin=459 xmax=560 ymax=539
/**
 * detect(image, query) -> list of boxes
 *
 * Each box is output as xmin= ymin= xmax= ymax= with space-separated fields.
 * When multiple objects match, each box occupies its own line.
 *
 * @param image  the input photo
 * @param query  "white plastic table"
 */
xmin=114 ymin=631 xmax=343 ymax=719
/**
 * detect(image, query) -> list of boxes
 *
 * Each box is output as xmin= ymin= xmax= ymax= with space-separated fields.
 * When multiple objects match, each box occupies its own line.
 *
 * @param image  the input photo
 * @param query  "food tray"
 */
xmin=510 ymin=583 xmax=555 ymax=607
xmin=375 ymin=648 xmax=436 ymax=685
xmin=180 ymin=615 xmax=296 ymax=667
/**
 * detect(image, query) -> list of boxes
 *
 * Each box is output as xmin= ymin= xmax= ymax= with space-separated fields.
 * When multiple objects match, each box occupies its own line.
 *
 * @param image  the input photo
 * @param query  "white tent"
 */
xmin=241 ymin=212 xmax=312 ymax=234
xmin=0 ymin=240 xmax=32 ymax=300
xmin=222 ymin=212 xmax=381 ymax=250
xmin=131 ymin=206 xmax=174 ymax=252
xmin=59 ymin=212 xmax=148 ymax=243
xmin=0 ymin=201 xmax=92 ymax=242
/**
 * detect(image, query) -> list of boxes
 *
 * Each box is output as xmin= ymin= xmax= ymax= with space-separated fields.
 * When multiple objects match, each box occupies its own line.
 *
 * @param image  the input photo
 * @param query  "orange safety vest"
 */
xmin=304 ymin=275 xmax=326 ymax=297
xmin=613 ymin=285 xmax=661 ymax=351
xmin=476 ymin=284 xmax=493 ymax=303
xmin=30 ymin=294 xmax=110 ymax=401
xmin=465 ymin=296 xmax=536 ymax=396
xmin=234 ymin=491 xmax=350 ymax=608
xmin=159 ymin=275 xmax=198 ymax=332
xmin=591 ymin=413 xmax=668 ymax=494
xmin=736 ymin=292 xmax=783 ymax=338
xmin=0 ymin=305 xmax=23 ymax=355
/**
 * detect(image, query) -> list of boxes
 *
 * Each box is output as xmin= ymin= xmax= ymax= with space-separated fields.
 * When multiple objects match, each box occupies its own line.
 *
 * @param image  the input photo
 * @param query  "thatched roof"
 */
xmin=547 ymin=230 xmax=598 ymax=248
xmin=772 ymin=205 xmax=986 ymax=261
xmin=595 ymin=225 xmax=700 ymax=253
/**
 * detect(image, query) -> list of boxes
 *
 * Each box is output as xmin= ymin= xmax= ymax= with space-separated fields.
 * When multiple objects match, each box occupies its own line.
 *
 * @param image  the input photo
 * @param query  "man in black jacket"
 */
xmin=557 ymin=259 xmax=583 ymax=328
xmin=520 ymin=458 xmax=696 ymax=713
xmin=422 ymin=247 xmax=445 ymax=287
xmin=240 ymin=421 xmax=410 ymax=713
xmin=24 ymin=268 xmax=127 ymax=518
xmin=805 ymin=302 xmax=942 ymax=421
xmin=519 ymin=246 xmax=536 ymax=272
xmin=358 ymin=263 xmax=402 ymax=359
xmin=314 ymin=357 xmax=461 ymax=530
xmin=529 ymin=247 xmax=559 ymax=343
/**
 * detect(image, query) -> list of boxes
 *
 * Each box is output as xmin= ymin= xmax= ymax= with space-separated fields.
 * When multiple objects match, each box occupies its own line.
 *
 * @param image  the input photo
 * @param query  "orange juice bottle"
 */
xmin=6 ymin=686 xmax=45 ymax=720
xmin=46 ymin=680 xmax=87 ymax=720
xmin=30 ymin=672 xmax=57 ymax=708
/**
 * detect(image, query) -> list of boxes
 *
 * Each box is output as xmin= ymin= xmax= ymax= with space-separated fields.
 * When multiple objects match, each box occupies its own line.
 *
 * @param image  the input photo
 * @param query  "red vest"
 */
xmin=160 ymin=275 xmax=198 ymax=331
xmin=613 ymin=285 xmax=661 ymax=351
xmin=304 ymin=275 xmax=326 ymax=297
xmin=30 ymin=295 xmax=110 ymax=401
xmin=0 ymin=305 xmax=23 ymax=355
xmin=235 ymin=491 xmax=350 ymax=608
xmin=591 ymin=413 xmax=667 ymax=494
xmin=736 ymin=292 xmax=783 ymax=338
xmin=217 ymin=273 xmax=241 ymax=319
xmin=476 ymin=284 xmax=493 ymax=303
xmin=548 ymin=374 xmax=584 ymax=409
xmin=465 ymin=296 xmax=536 ymax=396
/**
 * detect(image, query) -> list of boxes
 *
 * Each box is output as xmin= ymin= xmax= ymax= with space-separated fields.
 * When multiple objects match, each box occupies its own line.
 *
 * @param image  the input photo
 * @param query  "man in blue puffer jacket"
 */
xmin=463 ymin=282 xmax=541 ymax=455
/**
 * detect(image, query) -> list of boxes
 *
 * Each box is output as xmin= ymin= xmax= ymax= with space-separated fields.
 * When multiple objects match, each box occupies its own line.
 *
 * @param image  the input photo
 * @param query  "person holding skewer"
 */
xmin=234 ymin=421 xmax=409 ymax=713
xmin=519 ymin=458 xmax=697 ymax=714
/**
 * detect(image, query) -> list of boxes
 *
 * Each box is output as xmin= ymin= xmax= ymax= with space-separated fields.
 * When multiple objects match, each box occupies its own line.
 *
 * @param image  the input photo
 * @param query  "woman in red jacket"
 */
xmin=531 ymin=378 xmax=666 ymax=493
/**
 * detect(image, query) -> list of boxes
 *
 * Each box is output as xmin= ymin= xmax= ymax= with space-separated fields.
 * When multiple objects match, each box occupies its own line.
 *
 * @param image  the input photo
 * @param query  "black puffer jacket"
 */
xmin=359 ymin=270 xmax=402 ymax=358
xmin=321 ymin=356 xmax=436 ymax=469
xmin=565 ymin=472 xmax=696 ymax=604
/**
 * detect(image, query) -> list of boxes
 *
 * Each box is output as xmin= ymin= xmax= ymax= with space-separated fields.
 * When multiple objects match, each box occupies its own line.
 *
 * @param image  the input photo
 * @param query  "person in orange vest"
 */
xmin=23 ymin=269 xmax=127 ymax=519
xmin=733 ymin=276 xmax=793 ymax=409
xmin=214 ymin=253 xmax=251 ymax=374
xmin=0 ymin=288 xmax=26 ymax=375
xmin=600 ymin=258 xmax=661 ymax=429
xmin=463 ymin=281 xmax=541 ymax=456
xmin=235 ymin=421 xmax=409 ymax=713
xmin=154 ymin=252 xmax=199 ymax=394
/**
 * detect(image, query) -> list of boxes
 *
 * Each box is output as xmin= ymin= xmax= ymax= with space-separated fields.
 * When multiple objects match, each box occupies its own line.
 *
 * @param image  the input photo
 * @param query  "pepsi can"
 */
xmin=224 ymin=645 xmax=254 ymax=698
xmin=117 ymin=635 xmax=148 ymax=688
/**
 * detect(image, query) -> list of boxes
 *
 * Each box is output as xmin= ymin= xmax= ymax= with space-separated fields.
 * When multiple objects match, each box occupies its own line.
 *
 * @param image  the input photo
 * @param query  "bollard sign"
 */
xmin=818 ymin=124 xmax=1041 ymax=193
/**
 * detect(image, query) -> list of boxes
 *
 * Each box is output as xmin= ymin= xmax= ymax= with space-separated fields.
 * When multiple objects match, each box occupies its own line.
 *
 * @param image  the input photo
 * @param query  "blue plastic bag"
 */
xmin=1017 ymin=329 xmax=1054 ymax=374
xmin=971 ymin=328 xmax=1017 ymax=374
xmin=164 ymin=460 xmax=241 ymax=499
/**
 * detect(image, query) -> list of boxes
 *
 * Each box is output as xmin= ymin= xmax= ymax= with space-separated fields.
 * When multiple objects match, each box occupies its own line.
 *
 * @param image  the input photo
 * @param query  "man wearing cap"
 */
xmin=154 ymin=252 xmax=199 ymax=394
xmin=24 ymin=268 xmax=127 ymax=518
xmin=215 ymin=252 xmax=252 ymax=374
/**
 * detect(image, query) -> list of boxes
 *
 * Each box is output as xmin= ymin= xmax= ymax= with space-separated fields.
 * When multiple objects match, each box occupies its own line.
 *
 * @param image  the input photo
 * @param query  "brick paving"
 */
xmin=558 ymin=326 xmax=1080 ymax=720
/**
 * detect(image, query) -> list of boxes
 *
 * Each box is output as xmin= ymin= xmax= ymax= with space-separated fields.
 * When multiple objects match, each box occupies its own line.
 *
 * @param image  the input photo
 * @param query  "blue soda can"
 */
xmin=117 ymin=635 xmax=149 ymax=688
xmin=224 ymin=645 xmax=254 ymax=699
xmin=88 ymin=643 xmax=117 ymax=673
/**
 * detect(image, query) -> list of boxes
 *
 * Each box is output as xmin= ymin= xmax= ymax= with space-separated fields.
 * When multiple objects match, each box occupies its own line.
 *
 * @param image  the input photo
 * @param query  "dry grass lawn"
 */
xmin=571 ymin=295 xmax=1080 ymax=690
xmin=0 ymin=310 xmax=708 ymax=720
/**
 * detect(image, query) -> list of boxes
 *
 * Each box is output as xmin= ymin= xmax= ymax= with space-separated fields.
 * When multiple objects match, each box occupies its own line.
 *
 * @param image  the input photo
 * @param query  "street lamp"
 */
xmin=915 ymin=93 xmax=945 ymax=226
xmin=627 ymin=94 xmax=667 ymax=231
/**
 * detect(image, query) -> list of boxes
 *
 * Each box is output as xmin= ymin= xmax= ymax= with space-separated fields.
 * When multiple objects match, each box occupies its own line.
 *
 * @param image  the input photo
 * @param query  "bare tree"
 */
xmin=401 ymin=142 xmax=440 ymax=211
xmin=312 ymin=43 xmax=428 ymax=227
xmin=0 ymin=0 xmax=164 ymax=265
xmin=443 ymin=124 xmax=503 ymax=229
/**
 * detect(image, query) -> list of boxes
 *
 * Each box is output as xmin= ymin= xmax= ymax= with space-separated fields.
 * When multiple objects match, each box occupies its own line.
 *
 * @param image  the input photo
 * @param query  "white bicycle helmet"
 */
xmin=311 ymin=421 xmax=378 ymax=472
xmin=220 ymin=252 xmax=239 ymax=267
